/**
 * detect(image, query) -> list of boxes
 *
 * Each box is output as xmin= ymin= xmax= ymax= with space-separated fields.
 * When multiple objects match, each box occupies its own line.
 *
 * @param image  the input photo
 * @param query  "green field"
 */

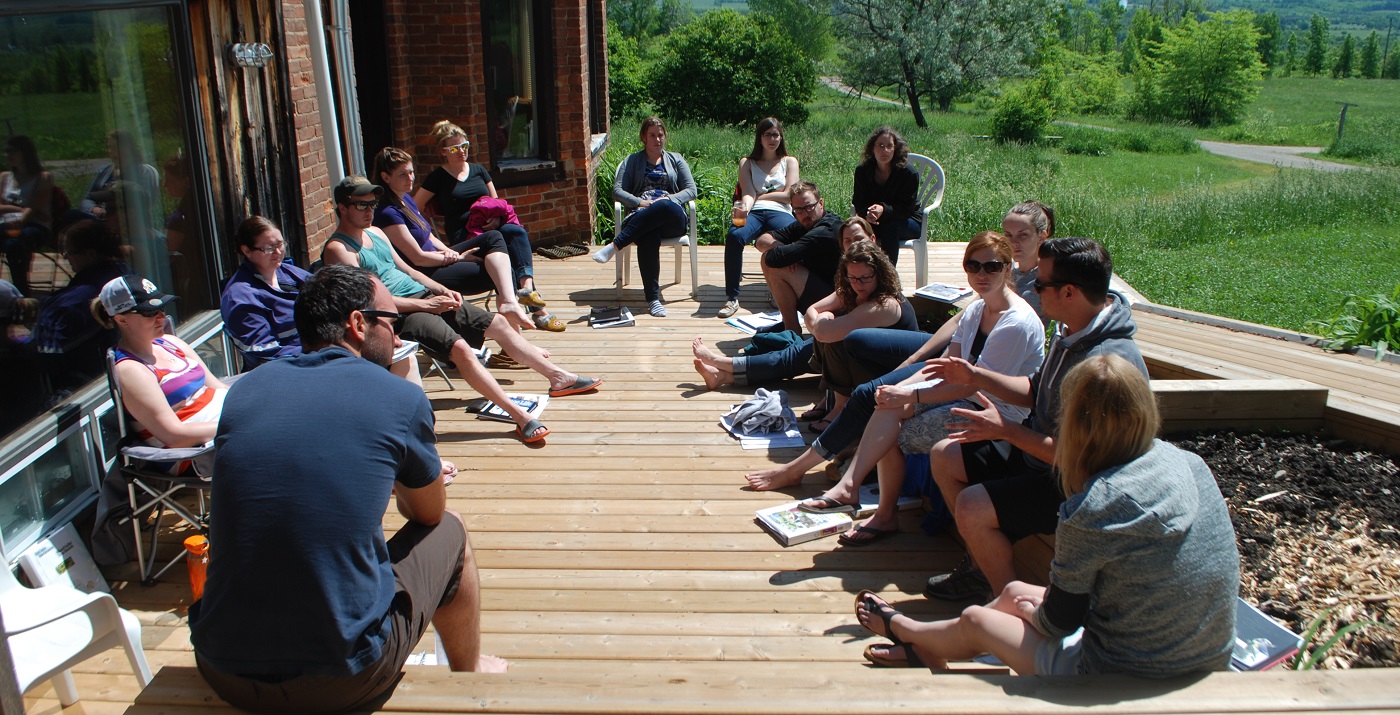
xmin=605 ymin=87 xmax=1400 ymax=332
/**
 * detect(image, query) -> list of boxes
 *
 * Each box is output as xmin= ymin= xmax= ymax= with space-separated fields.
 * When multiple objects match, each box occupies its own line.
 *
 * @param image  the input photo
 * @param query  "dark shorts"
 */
xmin=197 ymin=513 xmax=467 ymax=714
xmin=961 ymin=440 xmax=1063 ymax=542
xmin=400 ymin=293 xmax=495 ymax=357
xmin=796 ymin=273 xmax=834 ymax=313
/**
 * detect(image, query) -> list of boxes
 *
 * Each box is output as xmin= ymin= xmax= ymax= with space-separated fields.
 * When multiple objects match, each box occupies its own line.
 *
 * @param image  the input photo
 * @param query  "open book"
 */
xmin=463 ymin=393 xmax=549 ymax=423
xmin=913 ymin=283 xmax=974 ymax=303
xmin=589 ymin=306 xmax=635 ymax=329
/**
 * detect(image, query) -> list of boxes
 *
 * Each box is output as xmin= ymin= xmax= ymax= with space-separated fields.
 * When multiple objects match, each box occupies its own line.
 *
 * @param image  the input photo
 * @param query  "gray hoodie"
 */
xmin=1025 ymin=290 xmax=1146 ymax=469
xmin=1035 ymin=440 xmax=1240 ymax=677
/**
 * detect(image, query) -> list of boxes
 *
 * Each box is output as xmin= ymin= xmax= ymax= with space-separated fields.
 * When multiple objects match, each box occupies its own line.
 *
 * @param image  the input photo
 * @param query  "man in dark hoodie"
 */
xmin=920 ymin=237 xmax=1147 ymax=602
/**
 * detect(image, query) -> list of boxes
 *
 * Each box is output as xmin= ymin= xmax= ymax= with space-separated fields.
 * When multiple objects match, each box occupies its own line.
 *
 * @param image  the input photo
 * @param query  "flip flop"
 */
xmin=863 ymin=642 xmax=926 ymax=669
xmin=549 ymin=376 xmax=603 ymax=397
xmin=515 ymin=419 xmax=550 ymax=443
xmin=854 ymin=589 xmax=905 ymax=644
xmin=838 ymin=524 xmax=896 ymax=547
xmin=533 ymin=312 xmax=567 ymax=332
xmin=798 ymin=404 xmax=829 ymax=422
xmin=797 ymin=495 xmax=855 ymax=514
xmin=440 ymin=461 xmax=457 ymax=486
xmin=807 ymin=417 xmax=832 ymax=433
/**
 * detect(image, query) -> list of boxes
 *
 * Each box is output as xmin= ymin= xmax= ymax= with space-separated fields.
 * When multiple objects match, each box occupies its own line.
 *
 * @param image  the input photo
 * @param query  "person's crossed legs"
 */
xmin=759 ymin=259 xmax=818 ymax=333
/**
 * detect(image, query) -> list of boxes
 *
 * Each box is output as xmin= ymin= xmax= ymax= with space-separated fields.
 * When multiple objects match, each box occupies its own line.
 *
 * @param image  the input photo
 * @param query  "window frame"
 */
xmin=479 ymin=0 xmax=563 ymax=188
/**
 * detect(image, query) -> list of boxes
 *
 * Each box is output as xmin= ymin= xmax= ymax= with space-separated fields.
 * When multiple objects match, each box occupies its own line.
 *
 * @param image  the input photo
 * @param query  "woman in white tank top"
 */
xmin=719 ymin=117 xmax=801 ymax=318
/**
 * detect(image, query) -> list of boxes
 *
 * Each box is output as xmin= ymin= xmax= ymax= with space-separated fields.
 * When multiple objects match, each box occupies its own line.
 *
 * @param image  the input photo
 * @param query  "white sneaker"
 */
xmin=648 ymin=300 xmax=667 ymax=317
xmin=592 ymin=243 xmax=616 ymax=264
xmin=717 ymin=300 xmax=740 ymax=318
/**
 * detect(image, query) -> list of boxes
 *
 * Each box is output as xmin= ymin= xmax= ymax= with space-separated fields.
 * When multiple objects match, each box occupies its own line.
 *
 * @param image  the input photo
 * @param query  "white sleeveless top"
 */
xmin=748 ymin=159 xmax=791 ymax=214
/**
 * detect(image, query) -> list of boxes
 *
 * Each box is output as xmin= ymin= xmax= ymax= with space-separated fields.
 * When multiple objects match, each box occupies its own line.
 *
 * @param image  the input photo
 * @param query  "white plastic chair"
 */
xmin=2 ymin=564 xmax=153 ymax=707
xmin=902 ymin=153 xmax=946 ymax=288
xmin=611 ymin=200 xmax=699 ymax=300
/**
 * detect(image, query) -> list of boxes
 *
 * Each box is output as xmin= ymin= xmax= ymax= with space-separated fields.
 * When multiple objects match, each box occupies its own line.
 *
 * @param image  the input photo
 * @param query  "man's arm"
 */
xmin=922 ymin=357 xmax=1035 ymax=408
xmin=396 ymin=480 xmax=446 ymax=526
xmin=764 ymin=221 xmax=831 ymax=269
xmin=947 ymin=392 xmax=1055 ymax=463
xmin=395 ymin=398 xmax=447 ymax=526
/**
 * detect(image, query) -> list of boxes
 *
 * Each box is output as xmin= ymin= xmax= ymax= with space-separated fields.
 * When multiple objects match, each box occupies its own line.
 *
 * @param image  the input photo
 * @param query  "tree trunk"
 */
xmin=901 ymin=59 xmax=928 ymax=128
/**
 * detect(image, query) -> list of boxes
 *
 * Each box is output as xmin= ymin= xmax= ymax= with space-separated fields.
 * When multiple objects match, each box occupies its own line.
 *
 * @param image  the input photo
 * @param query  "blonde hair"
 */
xmin=429 ymin=120 xmax=467 ymax=147
xmin=1055 ymin=355 xmax=1159 ymax=496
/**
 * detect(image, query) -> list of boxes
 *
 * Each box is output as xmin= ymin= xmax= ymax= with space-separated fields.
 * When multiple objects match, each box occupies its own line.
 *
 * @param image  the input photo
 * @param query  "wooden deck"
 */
xmin=23 ymin=244 xmax=1400 ymax=714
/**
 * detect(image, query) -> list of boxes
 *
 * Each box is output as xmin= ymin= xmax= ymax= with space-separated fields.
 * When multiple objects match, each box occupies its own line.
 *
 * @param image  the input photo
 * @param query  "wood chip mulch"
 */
xmin=1169 ymin=430 xmax=1400 ymax=669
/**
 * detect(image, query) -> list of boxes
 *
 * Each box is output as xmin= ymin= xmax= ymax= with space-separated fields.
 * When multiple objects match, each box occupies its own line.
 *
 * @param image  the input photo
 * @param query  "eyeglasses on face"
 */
xmin=847 ymin=271 xmax=876 ymax=285
xmin=963 ymin=259 xmax=1008 ymax=275
xmin=250 ymin=241 xmax=286 ymax=255
xmin=1032 ymin=279 xmax=1077 ymax=293
xmin=763 ymin=132 xmax=782 ymax=139
xmin=446 ymin=142 xmax=470 ymax=155
xmin=791 ymin=200 xmax=821 ymax=215
xmin=347 ymin=200 xmax=378 ymax=211
xmin=359 ymin=309 xmax=406 ymax=334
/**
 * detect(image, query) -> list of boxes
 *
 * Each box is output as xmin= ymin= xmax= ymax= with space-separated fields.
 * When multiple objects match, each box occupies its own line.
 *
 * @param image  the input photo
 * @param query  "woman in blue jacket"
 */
xmin=592 ymin=117 xmax=697 ymax=317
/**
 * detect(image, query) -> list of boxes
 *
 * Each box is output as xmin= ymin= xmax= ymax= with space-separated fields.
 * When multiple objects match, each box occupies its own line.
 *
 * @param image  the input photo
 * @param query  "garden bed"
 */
xmin=1169 ymin=430 xmax=1400 ymax=668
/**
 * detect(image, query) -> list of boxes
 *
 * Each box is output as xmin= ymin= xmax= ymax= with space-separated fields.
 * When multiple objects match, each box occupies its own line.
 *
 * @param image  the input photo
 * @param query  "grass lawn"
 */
xmin=607 ymin=87 xmax=1400 ymax=332
xmin=1202 ymin=76 xmax=1400 ymax=147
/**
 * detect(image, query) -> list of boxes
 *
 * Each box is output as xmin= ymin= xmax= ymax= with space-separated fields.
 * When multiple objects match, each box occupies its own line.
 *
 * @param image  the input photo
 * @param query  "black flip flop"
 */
xmin=855 ymin=589 xmax=904 ymax=645
xmin=863 ymin=642 xmax=926 ymax=668
xmin=838 ymin=525 xmax=895 ymax=547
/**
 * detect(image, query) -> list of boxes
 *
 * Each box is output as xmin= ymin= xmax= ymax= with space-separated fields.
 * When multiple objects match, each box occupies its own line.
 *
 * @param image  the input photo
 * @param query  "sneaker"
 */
xmin=717 ymin=300 xmax=740 ymax=318
xmin=592 ymin=243 xmax=616 ymax=264
xmin=925 ymin=555 xmax=993 ymax=601
xmin=648 ymin=300 xmax=667 ymax=317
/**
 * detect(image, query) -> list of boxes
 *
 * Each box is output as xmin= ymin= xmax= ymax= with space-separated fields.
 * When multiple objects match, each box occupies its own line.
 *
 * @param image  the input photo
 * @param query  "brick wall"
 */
xmin=281 ymin=0 xmax=336 ymax=259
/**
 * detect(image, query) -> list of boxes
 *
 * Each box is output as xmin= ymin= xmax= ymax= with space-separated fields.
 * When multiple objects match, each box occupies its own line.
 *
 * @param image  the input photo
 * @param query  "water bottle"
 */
xmin=184 ymin=535 xmax=209 ymax=601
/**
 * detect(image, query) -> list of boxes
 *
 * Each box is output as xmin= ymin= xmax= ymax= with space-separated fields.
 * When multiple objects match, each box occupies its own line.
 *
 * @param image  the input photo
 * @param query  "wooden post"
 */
xmin=1336 ymin=102 xmax=1359 ymax=145
xmin=0 ymin=606 xmax=25 ymax=714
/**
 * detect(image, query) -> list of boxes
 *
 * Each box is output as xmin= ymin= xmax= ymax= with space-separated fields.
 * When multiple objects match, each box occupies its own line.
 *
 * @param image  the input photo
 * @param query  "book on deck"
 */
xmin=755 ymin=502 xmax=853 ymax=546
xmin=589 ymin=306 xmax=635 ymax=329
xmin=851 ymin=482 xmax=924 ymax=519
xmin=913 ymin=283 xmax=974 ymax=303
xmin=1229 ymin=598 xmax=1303 ymax=671
xmin=463 ymin=393 xmax=549 ymax=423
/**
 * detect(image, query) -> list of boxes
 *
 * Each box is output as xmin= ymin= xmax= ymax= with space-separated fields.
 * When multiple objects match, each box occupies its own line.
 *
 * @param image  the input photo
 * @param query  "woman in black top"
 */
xmin=414 ymin=120 xmax=564 ymax=332
xmin=851 ymin=126 xmax=921 ymax=265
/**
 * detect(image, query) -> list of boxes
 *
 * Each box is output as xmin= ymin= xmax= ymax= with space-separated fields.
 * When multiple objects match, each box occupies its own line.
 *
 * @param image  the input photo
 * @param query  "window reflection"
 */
xmin=484 ymin=0 xmax=540 ymax=160
xmin=0 ymin=7 xmax=212 ymax=441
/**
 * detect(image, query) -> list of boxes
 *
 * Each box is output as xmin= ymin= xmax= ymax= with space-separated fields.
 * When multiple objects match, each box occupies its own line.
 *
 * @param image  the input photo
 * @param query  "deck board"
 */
xmin=31 ymin=244 xmax=1400 ymax=713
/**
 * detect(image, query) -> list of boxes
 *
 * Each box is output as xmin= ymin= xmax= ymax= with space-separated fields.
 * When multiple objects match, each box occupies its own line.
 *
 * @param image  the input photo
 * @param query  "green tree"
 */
xmin=657 ymin=0 xmax=693 ymax=34
xmin=1098 ymin=0 xmax=1126 ymax=52
xmin=610 ymin=0 xmax=660 ymax=40
xmin=1129 ymin=10 xmax=1263 ymax=126
xmin=1359 ymin=31 xmax=1381 ymax=79
xmin=649 ymin=10 xmax=816 ymax=125
xmin=1385 ymin=49 xmax=1400 ymax=79
xmin=837 ymin=0 xmax=1050 ymax=125
xmin=1284 ymin=31 xmax=1299 ymax=76
xmin=1252 ymin=11 xmax=1281 ymax=74
xmin=1332 ymin=33 xmax=1356 ymax=78
xmin=607 ymin=20 xmax=652 ymax=121
xmin=748 ymin=0 xmax=835 ymax=62
xmin=1304 ymin=14 xmax=1329 ymax=76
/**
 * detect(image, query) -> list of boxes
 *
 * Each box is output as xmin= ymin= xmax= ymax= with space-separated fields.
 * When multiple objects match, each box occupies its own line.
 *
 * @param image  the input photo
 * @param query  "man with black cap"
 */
xmin=321 ymin=175 xmax=601 ymax=443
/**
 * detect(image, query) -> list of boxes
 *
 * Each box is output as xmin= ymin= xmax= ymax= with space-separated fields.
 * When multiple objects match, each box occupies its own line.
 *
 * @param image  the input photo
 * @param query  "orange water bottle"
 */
xmin=184 ymin=535 xmax=209 ymax=601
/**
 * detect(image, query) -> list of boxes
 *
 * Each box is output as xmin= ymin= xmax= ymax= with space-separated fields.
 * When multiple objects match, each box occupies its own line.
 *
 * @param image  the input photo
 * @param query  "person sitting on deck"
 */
xmin=190 ymin=265 xmax=507 ymax=713
xmin=754 ymin=180 xmax=844 ymax=333
xmin=321 ymin=175 xmax=601 ymax=444
xmin=853 ymin=354 xmax=1239 ymax=675
xmin=917 ymin=237 xmax=1146 ymax=603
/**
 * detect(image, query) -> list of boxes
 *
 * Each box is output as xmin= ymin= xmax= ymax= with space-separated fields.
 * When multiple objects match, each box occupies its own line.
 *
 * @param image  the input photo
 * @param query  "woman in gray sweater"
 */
xmin=853 ymin=354 xmax=1240 ymax=676
xmin=592 ymin=117 xmax=697 ymax=317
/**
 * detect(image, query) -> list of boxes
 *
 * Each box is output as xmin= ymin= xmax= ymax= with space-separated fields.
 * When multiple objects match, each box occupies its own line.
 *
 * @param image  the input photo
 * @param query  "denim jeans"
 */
xmin=497 ymin=222 xmax=534 ymax=283
xmin=614 ymin=199 xmax=687 ymax=301
xmin=809 ymin=327 xmax=932 ymax=460
xmin=732 ymin=338 xmax=814 ymax=386
xmin=724 ymin=209 xmax=796 ymax=300
xmin=873 ymin=216 xmax=920 ymax=267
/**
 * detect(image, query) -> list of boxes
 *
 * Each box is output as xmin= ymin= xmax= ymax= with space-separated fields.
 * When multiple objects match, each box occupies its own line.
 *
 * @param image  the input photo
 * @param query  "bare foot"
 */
xmin=475 ymin=654 xmax=509 ymax=673
xmin=691 ymin=337 xmax=723 ymax=367
xmin=498 ymin=303 xmax=534 ymax=331
xmin=440 ymin=460 xmax=457 ymax=486
xmin=744 ymin=463 xmax=806 ymax=491
xmin=693 ymin=359 xmax=728 ymax=390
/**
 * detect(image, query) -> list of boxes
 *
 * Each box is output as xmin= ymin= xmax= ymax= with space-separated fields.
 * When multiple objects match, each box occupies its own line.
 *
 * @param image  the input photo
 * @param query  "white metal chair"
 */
xmin=1 ymin=563 xmax=153 ymax=707
xmin=611 ymin=200 xmax=699 ymax=300
xmin=902 ymin=153 xmax=946 ymax=288
xmin=105 ymin=348 xmax=215 ymax=585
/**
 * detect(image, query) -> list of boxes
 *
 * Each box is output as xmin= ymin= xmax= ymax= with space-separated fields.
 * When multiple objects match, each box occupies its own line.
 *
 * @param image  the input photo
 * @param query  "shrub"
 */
xmin=1306 ymin=285 xmax=1400 ymax=358
xmin=1060 ymin=126 xmax=1114 ymax=156
xmin=1129 ymin=11 xmax=1264 ymax=126
xmin=991 ymin=87 xmax=1052 ymax=143
xmin=1325 ymin=115 xmax=1400 ymax=168
xmin=1115 ymin=125 xmax=1199 ymax=154
xmin=649 ymin=10 xmax=816 ymax=126
xmin=607 ymin=21 xmax=653 ymax=122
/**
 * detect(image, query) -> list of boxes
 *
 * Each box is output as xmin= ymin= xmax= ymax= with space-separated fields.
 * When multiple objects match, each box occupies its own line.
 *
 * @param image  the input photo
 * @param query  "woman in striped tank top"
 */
xmin=96 ymin=274 xmax=228 ymax=448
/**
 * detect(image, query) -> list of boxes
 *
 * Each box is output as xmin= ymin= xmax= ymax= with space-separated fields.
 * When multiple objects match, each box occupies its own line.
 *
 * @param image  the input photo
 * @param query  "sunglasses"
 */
xmin=963 ymin=259 xmax=1008 ymax=274
xmin=446 ymin=143 xmax=470 ymax=155
xmin=360 ymin=309 xmax=406 ymax=334
xmin=347 ymin=200 xmax=378 ymax=211
xmin=126 ymin=307 xmax=165 ymax=318
xmin=1032 ymin=279 xmax=1077 ymax=293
